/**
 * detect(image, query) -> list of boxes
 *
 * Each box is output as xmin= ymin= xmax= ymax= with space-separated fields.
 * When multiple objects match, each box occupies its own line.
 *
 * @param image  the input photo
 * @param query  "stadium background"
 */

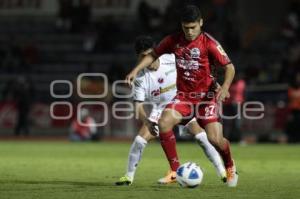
xmin=0 ymin=1 xmax=300 ymax=199
xmin=0 ymin=0 xmax=299 ymax=143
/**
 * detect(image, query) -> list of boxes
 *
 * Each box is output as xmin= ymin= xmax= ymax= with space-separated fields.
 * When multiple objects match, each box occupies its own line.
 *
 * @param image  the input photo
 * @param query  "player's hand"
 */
xmin=125 ymin=70 xmax=138 ymax=87
xmin=214 ymin=82 xmax=221 ymax=92
xmin=145 ymin=119 xmax=159 ymax=136
xmin=216 ymin=86 xmax=230 ymax=102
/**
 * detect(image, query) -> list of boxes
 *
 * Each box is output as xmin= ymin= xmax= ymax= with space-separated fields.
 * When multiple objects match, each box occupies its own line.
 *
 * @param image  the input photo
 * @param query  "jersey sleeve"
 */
xmin=133 ymin=71 xmax=146 ymax=102
xmin=153 ymin=35 xmax=174 ymax=56
xmin=207 ymin=37 xmax=231 ymax=67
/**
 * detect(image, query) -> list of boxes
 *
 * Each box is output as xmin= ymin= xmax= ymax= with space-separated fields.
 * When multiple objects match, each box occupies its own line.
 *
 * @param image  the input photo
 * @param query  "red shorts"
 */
xmin=165 ymin=95 xmax=221 ymax=127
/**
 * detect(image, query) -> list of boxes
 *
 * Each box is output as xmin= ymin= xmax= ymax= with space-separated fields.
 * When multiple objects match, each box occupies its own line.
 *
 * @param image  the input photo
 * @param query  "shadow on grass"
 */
xmin=0 ymin=180 xmax=112 ymax=187
xmin=0 ymin=180 xmax=182 ymax=191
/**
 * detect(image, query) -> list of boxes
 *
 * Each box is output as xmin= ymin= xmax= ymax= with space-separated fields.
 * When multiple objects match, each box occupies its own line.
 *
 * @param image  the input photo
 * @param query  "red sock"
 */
xmin=159 ymin=130 xmax=180 ymax=171
xmin=217 ymin=139 xmax=234 ymax=168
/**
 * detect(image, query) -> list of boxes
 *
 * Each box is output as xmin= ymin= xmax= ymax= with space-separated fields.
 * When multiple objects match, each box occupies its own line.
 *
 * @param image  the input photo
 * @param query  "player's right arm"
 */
xmin=125 ymin=35 xmax=174 ymax=86
xmin=125 ymin=53 xmax=157 ymax=87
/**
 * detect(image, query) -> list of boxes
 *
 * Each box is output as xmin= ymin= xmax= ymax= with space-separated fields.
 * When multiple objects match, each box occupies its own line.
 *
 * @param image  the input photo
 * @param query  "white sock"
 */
xmin=126 ymin=135 xmax=147 ymax=180
xmin=195 ymin=132 xmax=226 ymax=177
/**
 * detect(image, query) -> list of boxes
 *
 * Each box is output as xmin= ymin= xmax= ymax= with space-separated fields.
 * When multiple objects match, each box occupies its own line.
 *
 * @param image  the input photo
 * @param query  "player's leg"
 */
xmin=115 ymin=124 xmax=156 ymax=186
xmin=186 ymin=119 xmax=226 ymax=182
xmin=157 ymin=108 xmax=183 ymax=184
xmin=197 ymin=98 xmax=238 ymax=187
xmin=126 ymin=125 xmax=155 ymax=180
xmin=204 ymin=122 xmax=238 ymax=187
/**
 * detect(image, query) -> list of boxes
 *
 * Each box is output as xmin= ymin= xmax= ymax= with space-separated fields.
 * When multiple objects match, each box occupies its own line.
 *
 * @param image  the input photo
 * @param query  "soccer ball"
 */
xmin=176 ymin=162 xmax=203 ymax=188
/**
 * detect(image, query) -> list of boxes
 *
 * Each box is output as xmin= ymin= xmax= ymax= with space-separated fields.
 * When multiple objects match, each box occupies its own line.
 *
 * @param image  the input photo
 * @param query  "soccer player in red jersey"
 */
xmin=126 ymin=5 xmax=238 ymax=187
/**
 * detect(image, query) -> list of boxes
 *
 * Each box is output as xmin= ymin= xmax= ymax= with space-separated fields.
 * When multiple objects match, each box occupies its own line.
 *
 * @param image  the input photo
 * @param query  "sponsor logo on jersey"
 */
xmin=183 ymin=76 xmax=195 ymax=81
xmin=151 ymin=89 xmax=160 ymax=97
xmin=190 ymin=48 xmax=200 ymax=59
xmin=165 ymin=68 xmax=176 ymax=76
xmin=158 ymin=78 xmax=164 ymax=84
xmin=176 ymin=59 xmax=200 ymax=70
xmin=160 ymin=84 xmax=176 ymax=94
xmin=216 ymin=45 xmax=227 ymax=56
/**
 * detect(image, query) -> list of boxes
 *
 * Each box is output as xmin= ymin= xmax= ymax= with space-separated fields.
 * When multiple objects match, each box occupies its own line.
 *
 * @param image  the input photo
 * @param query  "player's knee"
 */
xmin=139 ymin=132 xmax=154 ymax=141
xmin=158 ymin=117 xmax=173 ymax=132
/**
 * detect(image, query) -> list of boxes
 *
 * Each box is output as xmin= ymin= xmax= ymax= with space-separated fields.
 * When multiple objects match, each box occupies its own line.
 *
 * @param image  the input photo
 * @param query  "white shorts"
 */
xmin=148 ymin=107 xmax=163 ymax=123
xmin=148 ymin=106 xmax=197 ymax=137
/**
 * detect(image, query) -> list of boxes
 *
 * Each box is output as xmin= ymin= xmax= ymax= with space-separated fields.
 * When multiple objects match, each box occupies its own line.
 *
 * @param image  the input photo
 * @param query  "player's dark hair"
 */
xmin=134 ymin=35 xmax=155 ymax=54
xmin=180 ymin=4 xmax=202 ymax=23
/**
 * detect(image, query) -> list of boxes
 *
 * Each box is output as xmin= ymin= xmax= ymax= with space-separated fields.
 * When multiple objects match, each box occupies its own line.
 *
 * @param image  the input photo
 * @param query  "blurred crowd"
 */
xmin=1 ymin=0 xmax=299 ymax=85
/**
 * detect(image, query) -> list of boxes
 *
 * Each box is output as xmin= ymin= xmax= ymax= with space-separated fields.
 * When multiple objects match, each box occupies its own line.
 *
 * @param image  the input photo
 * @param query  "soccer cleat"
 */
xmin=220 ymin=170 xmax=227 ymax=183
xmin=157 ymin=170 xmax=177 ymax=184
xmin=115 ymin=176 xmax=133 ymax=186
xmin=215 ymin=166 xmax=227 ymax=183
xmin=226 ymin=160 xmax=238 ymax=187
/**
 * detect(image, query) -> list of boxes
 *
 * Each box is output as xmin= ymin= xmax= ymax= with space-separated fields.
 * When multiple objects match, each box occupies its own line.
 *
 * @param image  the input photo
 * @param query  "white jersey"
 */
xmin=133 ymin=54 xmax=177 ymax=122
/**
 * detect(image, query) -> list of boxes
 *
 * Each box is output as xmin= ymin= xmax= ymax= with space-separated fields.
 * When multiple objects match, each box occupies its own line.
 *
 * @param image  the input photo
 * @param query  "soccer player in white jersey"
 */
xmin=115 ymin=36 xmax=226 ymax=186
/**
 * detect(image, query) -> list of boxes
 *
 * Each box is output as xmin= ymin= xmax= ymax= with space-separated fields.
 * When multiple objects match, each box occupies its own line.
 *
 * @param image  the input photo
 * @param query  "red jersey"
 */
xmin=154 ymin=32 xmax=231 ymax=102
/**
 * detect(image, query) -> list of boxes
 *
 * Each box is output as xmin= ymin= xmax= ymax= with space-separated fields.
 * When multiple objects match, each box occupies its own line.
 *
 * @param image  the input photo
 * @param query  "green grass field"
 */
xmin=0 ymin=141 xmax=299 ymax=199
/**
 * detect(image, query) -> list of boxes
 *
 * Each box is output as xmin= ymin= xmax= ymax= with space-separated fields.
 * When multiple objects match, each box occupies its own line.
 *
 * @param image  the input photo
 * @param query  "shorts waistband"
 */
xmin=177 ymin=91 xmax=216 ymax=99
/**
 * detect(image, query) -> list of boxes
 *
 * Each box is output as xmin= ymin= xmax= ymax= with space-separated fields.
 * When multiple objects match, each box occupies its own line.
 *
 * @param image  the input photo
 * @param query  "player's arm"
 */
xmin=208 ymin=38 xmax=235 ymax=102
xmin=135 ymin=101 xmax=159 ymax=136
xmin=126 ymin=35 xmax=174 ymax=86
xmin=134 ymin=101 xmax=147 ymax=123
xmin=132 ymin=74 xmax=158 ymax=135
xmin=217 ymin=63 xmax=235 ymax=101
xmin=125 ymin=52 xmax=157 ymax=87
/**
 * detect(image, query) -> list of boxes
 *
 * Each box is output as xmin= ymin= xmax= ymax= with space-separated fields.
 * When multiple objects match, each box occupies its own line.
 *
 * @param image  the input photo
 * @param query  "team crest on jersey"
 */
xmin=158 ymin=78 xmax=164 ymax=84
xmin=190 ymin=48 xmax=200 ymax=59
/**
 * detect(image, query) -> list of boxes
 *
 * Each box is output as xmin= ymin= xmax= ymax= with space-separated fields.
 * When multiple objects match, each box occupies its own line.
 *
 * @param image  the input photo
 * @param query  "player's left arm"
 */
xmin=133 ymin=74 xmax=148 ymax=122
xmin=135 ymin=101 xmax=159 ymax=136
xmin=208 ymin=38 xmax=235 ymax=102
xmin=134 ymin=101 xmax=147 ymax=123
xmin=217 ymin=63 xmax=235 ymax=102
xmin=133 ymin=74 xmax=158 ymax=135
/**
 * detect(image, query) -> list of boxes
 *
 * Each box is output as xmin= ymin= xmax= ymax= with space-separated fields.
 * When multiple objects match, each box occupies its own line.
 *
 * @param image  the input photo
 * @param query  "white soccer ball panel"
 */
xmin=176 ymin=162 xmax=203 ymax=188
